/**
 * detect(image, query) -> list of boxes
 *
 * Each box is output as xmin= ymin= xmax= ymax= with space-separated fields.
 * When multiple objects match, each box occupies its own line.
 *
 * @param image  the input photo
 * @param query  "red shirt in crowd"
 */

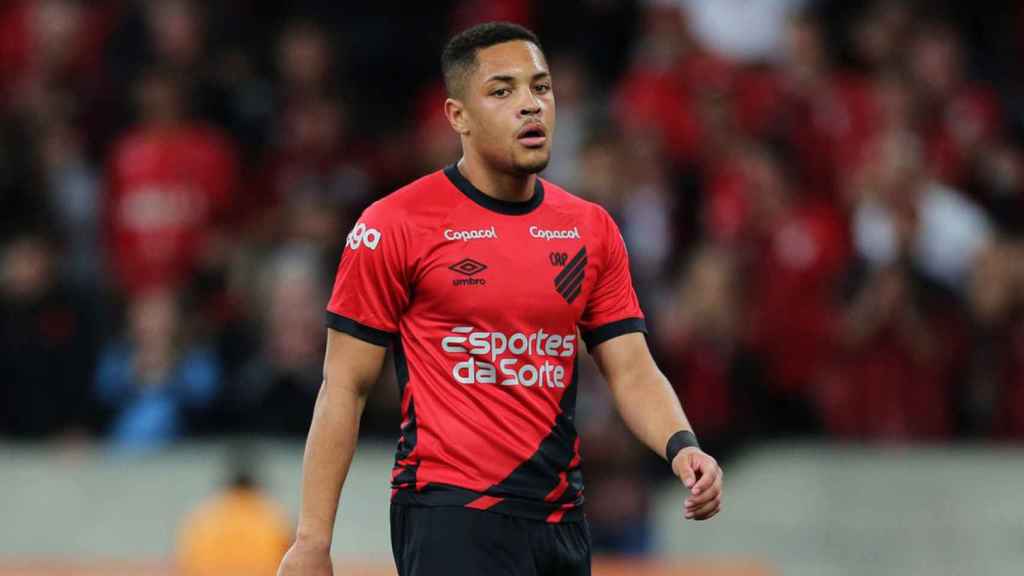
xmin=106 ymin=124 xmax=238 ymax=294
xmin=746 ymin=201 xmax=851 ymax=392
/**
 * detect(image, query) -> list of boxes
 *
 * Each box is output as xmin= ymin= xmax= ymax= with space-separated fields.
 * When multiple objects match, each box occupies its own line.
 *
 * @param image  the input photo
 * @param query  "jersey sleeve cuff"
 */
xmin=581 ymin=317 xmax=647 ymax=350
xmin=325 ymin=311 xmax=395 ymax=347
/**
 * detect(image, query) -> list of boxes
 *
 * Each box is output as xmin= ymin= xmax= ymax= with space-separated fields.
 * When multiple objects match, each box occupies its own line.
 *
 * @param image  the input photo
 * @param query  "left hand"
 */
xmin=671 ymin=447 xmax=723 ymax=521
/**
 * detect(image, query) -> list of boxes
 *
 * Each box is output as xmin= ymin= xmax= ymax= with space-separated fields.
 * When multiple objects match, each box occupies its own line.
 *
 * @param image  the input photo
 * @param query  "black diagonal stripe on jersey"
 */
xmin=392 ymin=397 xmax=419 ymax=487
xmin=551 ymin=462 xmax=584 ymax=507
xmin=557 ymin=259 xmax=586 ymax=297
xmin=394 ymin=338 xmax=410 ymax=397
xmin=564 ymin=283 xmax=583 ymax=304
xmin=554 ymin=247 xmax=587 ymax=287
xmin=392 ymin=340 xmax=419 ymax=487
xmin=481 ymin=358 xmax=582 ymax=510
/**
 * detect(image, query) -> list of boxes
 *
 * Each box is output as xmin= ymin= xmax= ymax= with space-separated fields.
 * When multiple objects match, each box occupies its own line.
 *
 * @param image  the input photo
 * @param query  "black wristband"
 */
xmin=666 ymin=430 xmax=700 ymax=464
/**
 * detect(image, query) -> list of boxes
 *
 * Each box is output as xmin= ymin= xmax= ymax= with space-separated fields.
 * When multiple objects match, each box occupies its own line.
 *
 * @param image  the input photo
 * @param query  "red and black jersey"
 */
xmin=326 ymin=164 xmax=645 ymax=523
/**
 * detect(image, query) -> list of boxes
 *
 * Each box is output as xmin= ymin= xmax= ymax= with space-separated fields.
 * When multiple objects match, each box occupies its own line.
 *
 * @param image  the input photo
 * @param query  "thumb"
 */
xmin=676 ymin=453 xmax=696 ymax=488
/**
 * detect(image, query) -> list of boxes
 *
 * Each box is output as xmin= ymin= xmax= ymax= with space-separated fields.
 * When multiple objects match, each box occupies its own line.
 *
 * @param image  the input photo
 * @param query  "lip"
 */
xmin=517 ymin=122 xmax=547 ymax=148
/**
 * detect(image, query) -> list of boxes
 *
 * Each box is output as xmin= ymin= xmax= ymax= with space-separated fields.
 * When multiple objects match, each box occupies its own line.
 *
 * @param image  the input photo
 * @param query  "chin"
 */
xmin=514 ymin=152 xmax=551 ymax=174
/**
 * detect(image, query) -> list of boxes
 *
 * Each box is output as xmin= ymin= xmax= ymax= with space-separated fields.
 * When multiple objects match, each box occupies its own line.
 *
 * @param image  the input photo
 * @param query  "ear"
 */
xmin=444 ymin=97 xmax=471 ymax=136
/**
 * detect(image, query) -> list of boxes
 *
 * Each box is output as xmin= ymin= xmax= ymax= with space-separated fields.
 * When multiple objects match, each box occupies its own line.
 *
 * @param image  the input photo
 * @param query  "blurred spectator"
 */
xmin=617 ymin=129 xmax=677 ymax=291
xmin=867 ymin=72 xmax=918 ymax=142
xmin=233 ymin=245 xmax=326 ymax=437
xmin=541 ymin=53 xmax=594 ymax=190
xmin=146 ymin=0 xmax=205 ymax=72
xmin=657 ymin=246 xmax=767 ymax=454
xmin=105 ymin=67 xmax=239 ymax=296
xmin=963 ymin=242 xmax=1024 ymax=438
xmin=256 ymin=92 xmax=369 ymax=249
xmin=852 ymin=130 xmax=992 ymax=293
xmin=0 ymin=0 xmax=112 ymax=117
xmin=739 ymin=141 xmax=849 ymax=431
xmin=36 ymin=105 xmax=103 ymax=289
xmin=276 ymin=19 xmax=336 ymax=102
xmin=103 ymin=0 xmax=241 ymax=149
xmin=697 ymin=89 xmax=752 ymax=244
xmin=577 ymin=117 xmax=695 ymax=318
xmin=760 ymin=8 xmax=876 ymax=203
xmin=176 ymin=447 xmax=291 ymax=576
xmin=819 ymin=259 xmax=963 ymax=440
xmin=95 ymin=288 xmax=221 ymax=451
xmin=612 ymin=3 xmax=709 ymax=167
xmin=847 ymin=0 xmax=913 ymax=73
xmin=577 ymin=121 xmax=628 ymax=210
xmin=0 ymin=227 xmax=99 ymax=439
xmin=245 ymin=21 xmax=373 ymax=249
xmin=909 ymin=19 xmax=1002 ymax=188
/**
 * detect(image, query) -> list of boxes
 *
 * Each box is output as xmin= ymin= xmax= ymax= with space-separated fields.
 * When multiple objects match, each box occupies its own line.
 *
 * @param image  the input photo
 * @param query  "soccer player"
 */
xmin=278 ymin=22 xmax=723 ymax=576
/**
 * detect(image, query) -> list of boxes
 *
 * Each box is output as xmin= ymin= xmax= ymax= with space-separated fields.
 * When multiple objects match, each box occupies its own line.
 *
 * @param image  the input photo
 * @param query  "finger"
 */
xmin=696 ymin=502 xmax=722 ymax=521
xmin=686 ymin=479 xmax=723 ymax=512
xmin=691 ymin=459 xmax=719 ymax=494
xmin=685 ymin=484 xmax=720 ymax=508
xmin=689 ymin=497 xmax=720 ymax=520
xmin=685 ymin=486 xmax=720 ymax=514
xmin=677 ymin=455 xmax=697 ymax=489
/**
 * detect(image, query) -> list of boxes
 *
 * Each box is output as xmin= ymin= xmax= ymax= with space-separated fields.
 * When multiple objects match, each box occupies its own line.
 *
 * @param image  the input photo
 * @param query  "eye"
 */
xmin=534 ymin=84 xmax=551 ymax=94
xmin=491 ymin=88 xmax=511 ymax=97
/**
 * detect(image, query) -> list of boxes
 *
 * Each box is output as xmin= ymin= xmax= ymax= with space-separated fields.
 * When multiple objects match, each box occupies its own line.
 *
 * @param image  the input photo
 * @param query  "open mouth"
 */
xmin=517 ymin=124 xmax=547 ymax=148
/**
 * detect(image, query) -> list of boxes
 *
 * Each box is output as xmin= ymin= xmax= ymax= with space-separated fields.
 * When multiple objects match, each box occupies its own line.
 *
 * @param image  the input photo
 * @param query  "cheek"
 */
xmin=475 ymin=109 xmax=514 ymax=144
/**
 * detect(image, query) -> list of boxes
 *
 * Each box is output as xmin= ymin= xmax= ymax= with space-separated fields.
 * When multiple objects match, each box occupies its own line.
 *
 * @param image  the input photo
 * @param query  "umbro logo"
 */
xmin=553 ymin=247 xmax=586 ymax=304
xmin=450 ymin=258 xmax=488 ymax=286
xmin=450 ymin=258 xmax=487 ymax=276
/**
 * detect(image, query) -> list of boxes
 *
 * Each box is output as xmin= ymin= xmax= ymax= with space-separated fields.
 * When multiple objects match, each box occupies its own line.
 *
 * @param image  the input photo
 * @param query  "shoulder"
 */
xmin=352 ymin=170 xmax=455 ymax=254
xmin=539 ymin=178 xmax=615 ymax=225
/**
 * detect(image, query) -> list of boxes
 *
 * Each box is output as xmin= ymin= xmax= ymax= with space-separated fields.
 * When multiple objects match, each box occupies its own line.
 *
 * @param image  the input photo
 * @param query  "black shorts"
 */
xmin=390 ymin=504 xmax=591 ymax=576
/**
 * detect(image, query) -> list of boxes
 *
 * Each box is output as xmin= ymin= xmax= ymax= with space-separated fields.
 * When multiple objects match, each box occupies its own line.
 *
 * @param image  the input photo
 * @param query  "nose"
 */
xmin=519 ymin=90 xmax=541 ymax=117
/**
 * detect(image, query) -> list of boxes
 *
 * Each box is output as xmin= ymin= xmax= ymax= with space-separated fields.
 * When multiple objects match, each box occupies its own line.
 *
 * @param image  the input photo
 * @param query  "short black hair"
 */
xmin=441 ymin=21 xmax=543 ymax=98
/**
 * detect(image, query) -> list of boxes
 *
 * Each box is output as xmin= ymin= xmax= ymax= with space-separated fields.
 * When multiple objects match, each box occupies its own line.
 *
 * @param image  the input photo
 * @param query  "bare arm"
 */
xmin=591 ymin=331 xmax=723 ymax=521
xmin=278 ymin=328 xmax=388 ymax=575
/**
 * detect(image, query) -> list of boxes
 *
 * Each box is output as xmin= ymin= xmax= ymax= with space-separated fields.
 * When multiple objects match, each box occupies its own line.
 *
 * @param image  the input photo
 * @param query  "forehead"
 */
xmin=471 ymin=40 xmax=548 ymax=83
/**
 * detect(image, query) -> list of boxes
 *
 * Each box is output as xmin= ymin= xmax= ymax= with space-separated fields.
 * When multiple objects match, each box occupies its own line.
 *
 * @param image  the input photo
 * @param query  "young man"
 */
xmin=278 ymin=22 xmax=723 ymax=576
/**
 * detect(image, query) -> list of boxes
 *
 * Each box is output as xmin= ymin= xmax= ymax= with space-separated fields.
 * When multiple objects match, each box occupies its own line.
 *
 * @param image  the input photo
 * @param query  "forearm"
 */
xmin=608 ymin=363 xmax=693 ymax=461
xmin=294 ymin=379 xmax=368 ymax=548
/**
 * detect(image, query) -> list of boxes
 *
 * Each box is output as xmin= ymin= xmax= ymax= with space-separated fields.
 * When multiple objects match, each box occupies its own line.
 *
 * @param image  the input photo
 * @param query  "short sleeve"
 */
xmin=578 ymin=208 xmax=646 ymax=350
xmin=325 ymin=202 xmax=410 ymax=347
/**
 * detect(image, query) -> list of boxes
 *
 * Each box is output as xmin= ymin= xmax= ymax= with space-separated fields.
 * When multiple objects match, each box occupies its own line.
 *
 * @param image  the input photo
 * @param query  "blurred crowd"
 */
xmin=3 ymin=0 xmax=1024 ymax=554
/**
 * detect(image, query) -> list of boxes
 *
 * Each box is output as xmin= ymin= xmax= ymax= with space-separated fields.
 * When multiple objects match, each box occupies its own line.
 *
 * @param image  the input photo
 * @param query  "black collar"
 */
xmin=444 ymin=164 xmax=544 ymax=216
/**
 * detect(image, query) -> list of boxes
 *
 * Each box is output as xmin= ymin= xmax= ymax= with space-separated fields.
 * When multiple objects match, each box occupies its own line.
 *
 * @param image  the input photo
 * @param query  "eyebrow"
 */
xmin=484 ymin=71 xmax=551 ymax=84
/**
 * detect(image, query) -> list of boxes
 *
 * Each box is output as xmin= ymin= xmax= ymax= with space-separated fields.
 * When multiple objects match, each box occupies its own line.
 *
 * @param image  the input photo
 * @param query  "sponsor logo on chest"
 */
xmin=441 ymin=325 xmax=575 ymax=388
xmin=529 ymin=226 xmax=580 ymax=240
xmin=444 ymin=226 xmax=498 ymax=242
xmin=449 ymin=258 xmax=488 ymax=287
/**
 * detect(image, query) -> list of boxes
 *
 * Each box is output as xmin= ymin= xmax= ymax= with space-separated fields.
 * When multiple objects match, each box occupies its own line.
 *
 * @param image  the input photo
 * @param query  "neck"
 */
xmin=457 ymin=152 xmax=536 ymax=203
